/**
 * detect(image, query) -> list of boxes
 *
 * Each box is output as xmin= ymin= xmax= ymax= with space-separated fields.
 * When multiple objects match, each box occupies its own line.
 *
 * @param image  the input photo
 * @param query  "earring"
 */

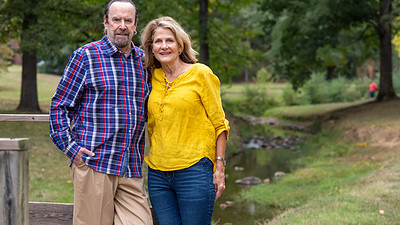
xmin=134 ymin=30 xmax=137 ymax=35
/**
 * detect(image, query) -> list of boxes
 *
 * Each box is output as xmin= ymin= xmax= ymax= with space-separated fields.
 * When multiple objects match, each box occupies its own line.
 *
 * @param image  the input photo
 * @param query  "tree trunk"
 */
xmin=376 ymin=0 xmax=397 ymax=101
xmin=244 ymin=67 xmax=249 ymax=82
xmin=17 ymin=51 xmax=41 ymax=112
xmin=199 ymin=0 xmax=210 ymax=65
xmin=326 ymin=66 xmax=336 ymax=80
xmin=17 ymin=2 xmax=41 ymax=112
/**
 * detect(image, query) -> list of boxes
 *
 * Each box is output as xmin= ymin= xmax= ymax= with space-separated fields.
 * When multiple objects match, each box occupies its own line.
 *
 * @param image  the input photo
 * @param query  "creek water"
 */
xmin=211 ymin=146 xmax=301 ymax=224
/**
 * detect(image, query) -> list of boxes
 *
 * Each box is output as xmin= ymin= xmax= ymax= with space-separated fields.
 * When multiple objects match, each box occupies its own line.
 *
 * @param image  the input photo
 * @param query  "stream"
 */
xmin=211 ymin=148 xmax=300 ymax=224
xmin=211 ymin=117 xmax=309 ymax=224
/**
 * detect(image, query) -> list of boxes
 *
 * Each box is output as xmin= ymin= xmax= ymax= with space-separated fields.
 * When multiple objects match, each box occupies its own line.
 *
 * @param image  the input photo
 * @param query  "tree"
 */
xmin=0 ymin=0 xmax=103 ymax=112
xmin=199 ymin=0 xmax=210 ymax=65
xmin=259 ymin=0 xmax=398 ymax=101
xmin=377 ymin=0 xmax=397 ymax=101
xmin=1 ymin=0 xmax=260 ymax=112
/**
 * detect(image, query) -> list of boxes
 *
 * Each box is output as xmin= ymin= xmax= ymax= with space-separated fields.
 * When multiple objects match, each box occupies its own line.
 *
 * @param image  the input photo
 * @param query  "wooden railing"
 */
xmin=0 ymin=114 xmax=157 ymax=225
xmin=0 ymin=114 xmax=49 ymax=122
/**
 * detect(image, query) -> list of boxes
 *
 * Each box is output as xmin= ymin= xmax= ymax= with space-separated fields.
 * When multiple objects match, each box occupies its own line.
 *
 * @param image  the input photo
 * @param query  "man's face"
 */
xmin=104 ymin=2 xmax=137 ymax=50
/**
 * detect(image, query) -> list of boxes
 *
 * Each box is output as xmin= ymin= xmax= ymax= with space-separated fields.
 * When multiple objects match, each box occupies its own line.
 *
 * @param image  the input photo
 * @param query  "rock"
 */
xmin=263 ymin=178 xmax=270 ymax=183
xmin=225 ymin=201 xmax=235 ymax=206
xmin=243 ymin=135 xmax=303 ymax=150
xmin=219 ymin=203 xmax=228 ymax=209
xmin=234 ymin=166 xmax=244 ymax=171
xmin=235 ymin=176 xmax=262 ymax=185
xmin=274 ymin=171 xmax=286 ymax=178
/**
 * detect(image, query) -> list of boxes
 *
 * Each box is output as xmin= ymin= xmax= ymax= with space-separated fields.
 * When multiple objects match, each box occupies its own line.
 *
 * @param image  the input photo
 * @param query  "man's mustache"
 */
xmin=115 ymin=30 xmax=129 ymax=35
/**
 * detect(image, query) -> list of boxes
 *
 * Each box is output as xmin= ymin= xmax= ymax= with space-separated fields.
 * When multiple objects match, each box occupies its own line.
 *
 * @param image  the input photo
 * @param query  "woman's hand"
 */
xmin=213 ymin=161 xmax=225 ymax=201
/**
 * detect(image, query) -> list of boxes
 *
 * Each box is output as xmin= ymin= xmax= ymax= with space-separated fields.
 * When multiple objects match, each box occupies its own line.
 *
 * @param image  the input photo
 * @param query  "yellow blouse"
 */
xmin=145 ymin=63 xmax=230 ymax=171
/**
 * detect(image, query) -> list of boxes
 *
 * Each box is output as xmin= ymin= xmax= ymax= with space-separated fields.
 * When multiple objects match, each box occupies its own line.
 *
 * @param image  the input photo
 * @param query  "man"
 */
xmin=49 ymin=0 xmax=152 ymax=224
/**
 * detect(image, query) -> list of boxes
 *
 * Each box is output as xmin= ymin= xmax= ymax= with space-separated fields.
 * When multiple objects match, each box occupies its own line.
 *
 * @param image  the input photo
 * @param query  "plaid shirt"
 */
xmin=49 ymin=35 xmax=151 ymax=177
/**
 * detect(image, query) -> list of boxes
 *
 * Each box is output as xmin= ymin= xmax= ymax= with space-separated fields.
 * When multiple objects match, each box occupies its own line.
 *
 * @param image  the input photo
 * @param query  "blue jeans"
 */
xmin=370 ymin=91 xmax=375 ymax=98
xmin=148 ymin=157 xmax=215 ymax=225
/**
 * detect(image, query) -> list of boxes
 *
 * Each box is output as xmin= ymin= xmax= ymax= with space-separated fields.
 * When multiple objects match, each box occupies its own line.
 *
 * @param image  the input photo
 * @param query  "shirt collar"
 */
xmin=101 ymin=35 xmax=139 ymax=59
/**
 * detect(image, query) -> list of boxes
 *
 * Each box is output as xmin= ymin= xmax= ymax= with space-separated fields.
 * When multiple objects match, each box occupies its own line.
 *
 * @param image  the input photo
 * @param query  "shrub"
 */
xmin=282 ymin=84 xmax=309 ymax=105
xmin=256 ymin=67 xmax=274 ymax=83
xmin=222 ymin=85 xmax=279 ymax=116
xmin=283 ymin=72 xmax=371 ymax=105
xmin=302 ymin=72 xmax=329 ymax=104
xmin=0 ymin=44 xmax=14 ymax=72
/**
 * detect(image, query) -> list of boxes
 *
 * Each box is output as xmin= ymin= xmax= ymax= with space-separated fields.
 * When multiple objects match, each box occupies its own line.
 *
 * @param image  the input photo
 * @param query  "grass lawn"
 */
xmin=264 ymin=100 xmax=373 ymax=120
xmin=0 ymin=65 xmax=61 ymax=113
xmin=1 ymin=66 xmax=71 ymax=202
xmin=221 ymin=82 xmax=286 ymax=102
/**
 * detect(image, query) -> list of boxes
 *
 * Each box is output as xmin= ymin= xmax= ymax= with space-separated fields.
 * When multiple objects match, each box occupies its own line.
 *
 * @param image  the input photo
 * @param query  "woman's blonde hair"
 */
xmin=141 ymin=16 xmax=198 ymax=69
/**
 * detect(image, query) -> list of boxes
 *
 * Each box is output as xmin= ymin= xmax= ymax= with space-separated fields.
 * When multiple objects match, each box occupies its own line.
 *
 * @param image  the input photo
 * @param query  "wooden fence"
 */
xmin=0 ymin=114 xmax=157 ymax=225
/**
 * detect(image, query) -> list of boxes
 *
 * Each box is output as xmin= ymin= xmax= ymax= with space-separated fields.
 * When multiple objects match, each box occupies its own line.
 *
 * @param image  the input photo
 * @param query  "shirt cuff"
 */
xmin=66 ymin=142 xmax=81 ymax=160
xmin=216 ymin=119 xmax=230 ymax=141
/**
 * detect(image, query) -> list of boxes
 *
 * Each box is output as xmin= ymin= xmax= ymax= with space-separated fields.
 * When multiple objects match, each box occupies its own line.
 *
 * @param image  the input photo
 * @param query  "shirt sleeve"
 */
xmin=144 ymin=68 xmax=152 ymax=122
xmin=200 ymin=66 xmax=230 ymax=140
xmin=49 ymin=50 xmax=87 ymax=160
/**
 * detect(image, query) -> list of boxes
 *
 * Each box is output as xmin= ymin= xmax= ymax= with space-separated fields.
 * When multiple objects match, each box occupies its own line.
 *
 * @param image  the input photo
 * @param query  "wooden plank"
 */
xmin=29 ymin=202 xmax=73 ymax=225
xmin=0 ymin=149 xmax=29 ymax=225
xmin=0 ymin=138 xmax=30 ymax=151
xmin=0 ymin=114 xmax=49 ymax=122
xmin=29 ymin=202 xmax=159 ymax=225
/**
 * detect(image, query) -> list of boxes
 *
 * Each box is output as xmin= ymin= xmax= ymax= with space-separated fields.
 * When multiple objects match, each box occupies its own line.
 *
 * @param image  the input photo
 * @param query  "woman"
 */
xmin=141 ymin=16 xmax=229 ymax=225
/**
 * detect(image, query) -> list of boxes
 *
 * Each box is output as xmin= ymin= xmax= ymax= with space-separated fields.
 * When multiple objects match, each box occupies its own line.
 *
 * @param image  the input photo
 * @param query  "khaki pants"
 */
xmin=70 ymin=160 xmax=153 ymax=225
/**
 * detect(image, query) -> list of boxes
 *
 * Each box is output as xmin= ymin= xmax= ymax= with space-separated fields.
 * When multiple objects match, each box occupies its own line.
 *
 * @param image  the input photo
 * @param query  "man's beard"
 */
xmin=113 ymin=30 xmax=130 ymax=48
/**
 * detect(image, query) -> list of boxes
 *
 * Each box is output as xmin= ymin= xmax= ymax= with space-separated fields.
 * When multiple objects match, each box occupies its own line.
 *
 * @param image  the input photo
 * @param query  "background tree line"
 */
xmin=0 ymin=0 xmax=399 ymax=112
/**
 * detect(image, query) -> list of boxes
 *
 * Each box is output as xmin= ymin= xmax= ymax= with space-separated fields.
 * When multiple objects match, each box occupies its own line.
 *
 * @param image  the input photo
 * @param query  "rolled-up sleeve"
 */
xmin=200 ymin=68 xmax=230 ymax=140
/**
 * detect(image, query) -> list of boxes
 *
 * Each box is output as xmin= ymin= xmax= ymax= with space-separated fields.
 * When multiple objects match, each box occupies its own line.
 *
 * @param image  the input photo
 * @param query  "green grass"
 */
xmin=0 ymin=65 xmax=61 ymax=112
xmin=239 ymin=131 xmax=378 ymax=208
xmin=238 ymin=100 xmax=400 ymax=224
xmin=264 ymin=100 xmax=372 ymax=120
xmin=1 ymin=66 xmax=71 ymax=202
xmin=221 ymin=82 xmax=286 ymax=102
xmin=0 ymin=121 xmax=74 ymax=202
xmin=263 ymin=160 xmax=400 ymax=224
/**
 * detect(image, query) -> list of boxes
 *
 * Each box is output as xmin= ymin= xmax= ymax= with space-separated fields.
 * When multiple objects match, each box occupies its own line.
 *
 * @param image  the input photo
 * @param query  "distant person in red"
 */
xmin=369 ymin=82 xmax=378 ymax=98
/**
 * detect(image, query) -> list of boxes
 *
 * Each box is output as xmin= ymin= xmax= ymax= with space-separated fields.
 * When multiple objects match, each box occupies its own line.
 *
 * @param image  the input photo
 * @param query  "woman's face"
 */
xmin=152 ymin=27 xmax=182 ymax=66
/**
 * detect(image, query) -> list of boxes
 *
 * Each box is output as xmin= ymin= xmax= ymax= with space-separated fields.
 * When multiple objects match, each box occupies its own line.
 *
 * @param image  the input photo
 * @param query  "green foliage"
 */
xmin=0 ymin=0 xmax=104 ymax=57
xmin=255 ymin=67 xmax=274 ymax=83
xmin=223 ymin=85 xmax=278 ymax=116
xmin=1 ymin=0 xmax=262 ymax=83
xmin=0 ymin=44 xmax=13 ymax=72
xmin=283 ymin=73 xmax=371 ymax=105
xmin=393 ymin=68 xmax=400 ymax=93
xmin=316 ymin=45 xmax=348 ymax=68
xmin=259 ymin=0 xmax=380 ymax=88
xmin=282 ymin=84 xmax=308 ymax=106
xmin=38 ymin=45 xmax=77 ymax=76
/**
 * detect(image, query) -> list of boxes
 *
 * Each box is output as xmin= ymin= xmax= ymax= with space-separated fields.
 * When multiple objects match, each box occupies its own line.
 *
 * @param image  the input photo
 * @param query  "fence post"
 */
xmin=0 ymin=138 xmax=29 ymax=225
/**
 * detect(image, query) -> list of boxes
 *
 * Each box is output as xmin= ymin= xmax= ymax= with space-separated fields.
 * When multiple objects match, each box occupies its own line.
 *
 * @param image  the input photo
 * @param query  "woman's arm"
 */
xmin=214 ymin=131 xmax=227 ymax=201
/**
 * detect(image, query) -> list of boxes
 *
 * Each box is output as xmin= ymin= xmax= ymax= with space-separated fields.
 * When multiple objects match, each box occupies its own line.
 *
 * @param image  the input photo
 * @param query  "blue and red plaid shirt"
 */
xmin=49 ymin=35 xmax=151 ymax=177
